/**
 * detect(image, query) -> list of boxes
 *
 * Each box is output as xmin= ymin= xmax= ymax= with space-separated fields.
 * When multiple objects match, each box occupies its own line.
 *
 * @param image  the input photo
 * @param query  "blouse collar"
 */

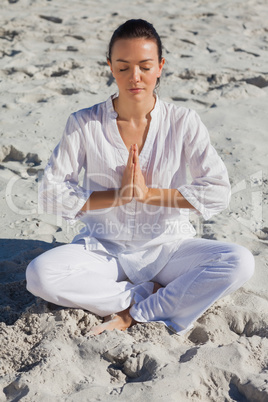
xmin=106 ymin=92 xmax=160 ymax=120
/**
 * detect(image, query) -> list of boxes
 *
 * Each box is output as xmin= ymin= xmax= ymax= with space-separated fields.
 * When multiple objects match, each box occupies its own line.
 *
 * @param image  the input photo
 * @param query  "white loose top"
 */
xmin=39 ymin=93 xmax=231 ymax=284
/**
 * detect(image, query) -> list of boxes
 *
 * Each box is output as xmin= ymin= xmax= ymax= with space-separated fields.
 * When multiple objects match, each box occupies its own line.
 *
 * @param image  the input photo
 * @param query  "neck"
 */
xmin=113 ymin=93 xmax=156 ymax=122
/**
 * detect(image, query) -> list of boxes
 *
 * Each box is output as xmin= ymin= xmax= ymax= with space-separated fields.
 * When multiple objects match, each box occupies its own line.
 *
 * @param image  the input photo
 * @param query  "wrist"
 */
xmin=144 ymin=186 xmax=150 ymax=203
xmin=136 ymin=186 xmax=150 ymax=203
xmin=118 ymin=187 xmax=133 ymax=205
xmin=139 ymin=187 xmax=163 ymax=205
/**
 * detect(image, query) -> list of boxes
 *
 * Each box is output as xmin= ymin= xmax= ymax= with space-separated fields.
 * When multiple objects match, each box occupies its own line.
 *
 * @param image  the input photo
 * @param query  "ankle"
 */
xmin=152 ymin=282 xmax=163 ymax=293
xmin=118 ymin=308 xmax=136 ymax=327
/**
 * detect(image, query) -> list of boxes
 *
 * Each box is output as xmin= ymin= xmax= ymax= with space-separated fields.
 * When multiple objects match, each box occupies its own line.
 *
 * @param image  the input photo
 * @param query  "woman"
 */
xmin=26 ymin=19 xmax=254 ymax=335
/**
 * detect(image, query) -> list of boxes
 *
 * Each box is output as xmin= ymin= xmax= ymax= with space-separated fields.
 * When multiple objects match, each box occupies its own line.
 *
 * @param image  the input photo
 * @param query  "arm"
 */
xmin=80 ymin=189 xmax=121 ymax=211
xmin=80 ymin=107 xmax=229 ymax=215
xmin=39 ymin=114 xmax=92 ymax=220
xmin=81 ymin=188 xmax=195 ymax=211
xmin=178 ymin=110 xmax=231 ymax=220
xmin=132 ymin=143 xmax=196 ymax=209
xmin=132 ymin=108 xmax=231 ymax=219
xmin=80 ymin=144 xmax=135 ymax=211
xmin=139 ymin=188 xmax=195 ymax=209
xmin=80 ymin=144 xmax=196 ymax=212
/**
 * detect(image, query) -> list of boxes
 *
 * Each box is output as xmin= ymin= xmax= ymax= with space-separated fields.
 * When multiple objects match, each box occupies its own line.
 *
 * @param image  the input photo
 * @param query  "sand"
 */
xmin=0 ymin=0 xmax=268 ymax=400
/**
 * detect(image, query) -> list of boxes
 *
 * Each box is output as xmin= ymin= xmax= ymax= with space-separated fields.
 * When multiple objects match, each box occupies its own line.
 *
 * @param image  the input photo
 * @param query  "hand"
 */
xmin=133 ymin=144 xmax=149 ymax=203
xmin=119 ymin=145 xmax=134 ymax=203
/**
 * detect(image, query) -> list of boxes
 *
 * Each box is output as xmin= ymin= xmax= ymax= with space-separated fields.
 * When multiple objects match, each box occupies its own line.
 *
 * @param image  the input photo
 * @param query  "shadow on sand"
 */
xmin=0 ymin=238 xmax=64 ymax=325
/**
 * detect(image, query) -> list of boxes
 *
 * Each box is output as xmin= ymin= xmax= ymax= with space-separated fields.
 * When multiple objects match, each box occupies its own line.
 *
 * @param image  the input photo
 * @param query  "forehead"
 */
xmin=111 ymin=38 xmax=158 ymax=60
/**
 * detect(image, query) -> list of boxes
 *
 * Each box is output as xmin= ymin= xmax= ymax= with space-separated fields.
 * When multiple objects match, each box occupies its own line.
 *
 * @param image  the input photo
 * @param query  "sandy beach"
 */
xmin=0 ymin=0 xmax=268 ymax=400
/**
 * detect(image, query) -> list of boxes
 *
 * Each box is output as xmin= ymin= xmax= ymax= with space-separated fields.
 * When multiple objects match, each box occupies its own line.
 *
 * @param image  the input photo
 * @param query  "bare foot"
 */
xmin=89 ymin=308 xmax=136 ymax=336
xmin=152 ymin=282 xmax=163 ymax=293
xmin=103 ymin=315 xmax=112 ymax=322
xmin=89 ymin=283 xmax=163 ymax=336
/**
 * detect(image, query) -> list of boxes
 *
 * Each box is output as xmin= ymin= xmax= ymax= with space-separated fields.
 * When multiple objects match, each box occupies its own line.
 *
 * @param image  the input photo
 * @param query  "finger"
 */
xmin=133 ymin=144 xmax=139 ymax=166
xmin=127 ymin=145 xmax=134 ymax=166
xmin=130 ymin=162 xmax=134 ymax=178
xmin=133 ymin=164 xmax=141 ymax=197
xmin=134 ymin=160 xmax=139 ymax=177
xmin=135 ymin=158 xmax=141 ymax=177
xmin=130 ymin=163 xmax=135 ymax=197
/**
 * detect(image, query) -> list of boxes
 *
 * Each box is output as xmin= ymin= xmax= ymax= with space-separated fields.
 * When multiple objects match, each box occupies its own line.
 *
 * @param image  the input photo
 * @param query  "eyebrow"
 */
xmin=115 ymin=58 xmax=154 ymax=63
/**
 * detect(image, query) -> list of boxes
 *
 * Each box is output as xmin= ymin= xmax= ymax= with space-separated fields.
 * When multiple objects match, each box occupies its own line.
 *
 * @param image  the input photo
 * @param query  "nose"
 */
xmin=130 ymin=66 xmax=141 ymax=83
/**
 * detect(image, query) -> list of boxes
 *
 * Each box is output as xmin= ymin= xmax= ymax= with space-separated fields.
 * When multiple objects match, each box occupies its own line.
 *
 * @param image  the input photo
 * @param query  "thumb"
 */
xmin=133 ymin=144 xmax=140 ymax=167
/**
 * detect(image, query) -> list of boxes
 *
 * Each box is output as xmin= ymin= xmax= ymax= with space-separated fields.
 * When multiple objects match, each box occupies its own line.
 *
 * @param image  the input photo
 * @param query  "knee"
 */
xmin=227 ymin=244 xmax=255 ymax=284
xmin=26 ymin=256 xmax=49 ymax=298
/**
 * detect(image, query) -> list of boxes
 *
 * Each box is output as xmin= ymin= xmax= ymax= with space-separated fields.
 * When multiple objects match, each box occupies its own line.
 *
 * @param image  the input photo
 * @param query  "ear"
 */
xmin=157 ymin=57 xmax=165 ymax=78
xmin=107 ymin=59 xmax=114 ymax=74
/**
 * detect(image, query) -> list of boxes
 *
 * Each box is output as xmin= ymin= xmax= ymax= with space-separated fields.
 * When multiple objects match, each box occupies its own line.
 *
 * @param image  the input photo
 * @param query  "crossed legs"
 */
xmin=26 ymin=238 xmax=254 ymax=335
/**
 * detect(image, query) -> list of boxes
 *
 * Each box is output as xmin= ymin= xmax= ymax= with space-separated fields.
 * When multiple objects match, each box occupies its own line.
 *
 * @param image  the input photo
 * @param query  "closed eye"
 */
xmin=119 ymin=67 xmax=151 ymax=72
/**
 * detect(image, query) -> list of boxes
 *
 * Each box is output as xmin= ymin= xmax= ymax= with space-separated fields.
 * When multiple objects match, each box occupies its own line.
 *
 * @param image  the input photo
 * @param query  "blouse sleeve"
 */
xmin=38 ymin=113 xmax=93 ymax=220
xmin=178 ymin=110 xmax=231 ymax=220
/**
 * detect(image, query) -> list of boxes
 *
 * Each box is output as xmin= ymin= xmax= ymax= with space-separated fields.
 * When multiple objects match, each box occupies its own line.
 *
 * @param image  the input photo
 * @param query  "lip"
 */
xmin=128 ymin=88 xmax=144 ymax=94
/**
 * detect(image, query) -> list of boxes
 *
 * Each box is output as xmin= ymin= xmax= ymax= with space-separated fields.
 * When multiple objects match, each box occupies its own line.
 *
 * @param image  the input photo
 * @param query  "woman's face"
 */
xmin=107 ymin=38 xmax=165 ymax=100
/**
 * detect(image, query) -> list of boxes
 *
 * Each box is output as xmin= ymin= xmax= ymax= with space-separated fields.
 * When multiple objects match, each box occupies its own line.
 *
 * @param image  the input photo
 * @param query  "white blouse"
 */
xmin=39 ymin=94 xmax=231 ymax=284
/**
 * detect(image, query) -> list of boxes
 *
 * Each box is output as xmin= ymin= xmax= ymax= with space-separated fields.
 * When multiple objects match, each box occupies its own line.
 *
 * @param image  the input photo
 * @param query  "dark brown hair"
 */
xmin=107 ymin=19 xmax=163 ymax=87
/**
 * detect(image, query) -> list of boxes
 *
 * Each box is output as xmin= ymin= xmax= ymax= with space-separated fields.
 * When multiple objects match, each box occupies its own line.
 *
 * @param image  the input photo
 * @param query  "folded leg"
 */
xmin=130 ymin=239 xmax=255 ymax=333
xmin=26 ymin=242 xmax=153 ymax=317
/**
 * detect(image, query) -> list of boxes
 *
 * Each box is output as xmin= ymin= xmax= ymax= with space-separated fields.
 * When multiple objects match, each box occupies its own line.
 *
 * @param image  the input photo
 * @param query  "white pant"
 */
xmin=26 ymin=238 xmax=254 ymax=334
